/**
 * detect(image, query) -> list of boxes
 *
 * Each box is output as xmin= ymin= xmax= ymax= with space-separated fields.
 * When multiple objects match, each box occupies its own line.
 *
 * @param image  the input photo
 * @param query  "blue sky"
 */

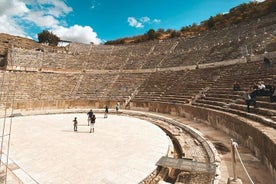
xmin=0 ymin=0 xmax=264 ymax=44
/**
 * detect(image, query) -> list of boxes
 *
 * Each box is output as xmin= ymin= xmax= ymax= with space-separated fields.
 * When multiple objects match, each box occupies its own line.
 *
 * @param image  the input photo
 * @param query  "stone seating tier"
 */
xmin=5 ymin=12 xmax=276 ymax=71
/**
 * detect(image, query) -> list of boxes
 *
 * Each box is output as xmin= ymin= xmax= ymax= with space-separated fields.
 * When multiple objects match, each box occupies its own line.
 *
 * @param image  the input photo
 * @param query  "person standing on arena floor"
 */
xmin=104 ymin=105 xmax=109 ymax=118
xmin=73 ymin=117 xmax=78 ymax=132
xmin=115 ymin=102 xmax=120 ymax=112
xmin=87 ymin=109 xmax=93 ymax=125
xmin=90 ymin=114 xmax=96 ymax=133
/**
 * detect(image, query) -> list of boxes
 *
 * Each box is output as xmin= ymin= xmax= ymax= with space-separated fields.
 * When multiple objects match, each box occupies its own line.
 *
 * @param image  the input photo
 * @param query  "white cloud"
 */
xmin=0 ymin=0 xmax=102 ymax=44
xmin=33 ymin=0 xmax=72 ymax=17
xmin=127 ymin=16 xmax=161 ymax=28
xmin=52 ymin=25 xmax=102 ymax=44
xmin=0 ymin=0 xmax=29 ymax=16
xmin=0 ymin=15 xmax=26 ymax=37
xmin=128 ymin=17 xmax=144 ymax=28
xmin=25 ymin=11 xmax=60 ymax=28
xmin=90 ymin=0 xmax=101 ymax=9
xmin=140 ymin=16 xmax=150 ymax=23
xmin=153 ymin=19 xmax=161 ymax=23
xmin=251 ymin=0 xmax=265 ymax=2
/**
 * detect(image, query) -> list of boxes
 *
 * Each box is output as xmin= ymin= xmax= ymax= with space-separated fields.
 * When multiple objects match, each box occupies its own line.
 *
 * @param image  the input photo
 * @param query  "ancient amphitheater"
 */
xmin=0 ymin=12 xmax=275 ymax=184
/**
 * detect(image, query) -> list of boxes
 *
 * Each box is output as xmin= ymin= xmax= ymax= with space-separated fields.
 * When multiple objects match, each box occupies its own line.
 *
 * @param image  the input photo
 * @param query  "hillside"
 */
xmin=105 ymin=0 xmax=276 ymax=45
xmin=0 ymin=33 xmax=41 ymax=55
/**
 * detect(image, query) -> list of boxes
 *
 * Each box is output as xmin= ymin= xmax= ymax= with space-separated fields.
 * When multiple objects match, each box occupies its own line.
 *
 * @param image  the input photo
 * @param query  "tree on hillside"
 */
xmin=170 ymin=30 xmax=181 ymax=38
xmin=37 ymin=30 xmax=60 ymax=46
xmin=146 ymin=29 xmax=157 ymax=40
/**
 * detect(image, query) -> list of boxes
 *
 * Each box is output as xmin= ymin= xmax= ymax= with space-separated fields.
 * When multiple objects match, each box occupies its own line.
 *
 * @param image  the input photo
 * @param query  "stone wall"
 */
xmin=129 ymin=101 xmax=276 ymax=180
xmin=0 ymin=99 xmax=120 ymax=116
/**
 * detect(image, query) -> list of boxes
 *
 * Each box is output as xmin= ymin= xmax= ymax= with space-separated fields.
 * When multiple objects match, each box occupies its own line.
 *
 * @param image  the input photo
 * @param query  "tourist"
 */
xmin=87 ymin=109 xmax=93 ymax=125
xmin=263 ymin=57 xmax=270 ymax=69
xmin=244 ymin=89 xmax=256 ymax=113
xmin=115 ymin=102 xmax=120 ymax=112
xmin=195 ymin=62 xmax=199 ymax=69
xmin=104 ymin=105 xmax=109 ymax=118
xmin=233 ymin=81 xmax=240 ymax=91
xmin=257 ymin=81 xmax=266 ymax=90
xmin=90 ymin=114 xmax=96 ymax=133
xmin=73 ymin=117 xmax=78 ymax=131
xmin=200 ymin=92 xmax=206 ymax=99
xmin=270 ymin=88 xmax=276 ymax=102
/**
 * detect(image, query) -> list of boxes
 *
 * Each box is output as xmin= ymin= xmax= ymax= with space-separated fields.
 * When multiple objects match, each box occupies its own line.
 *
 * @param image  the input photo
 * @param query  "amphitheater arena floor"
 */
xmin=1 ymin=110 xmax=274 ymax=184
xmin=3 ymin=113 xmax=169 ymax=184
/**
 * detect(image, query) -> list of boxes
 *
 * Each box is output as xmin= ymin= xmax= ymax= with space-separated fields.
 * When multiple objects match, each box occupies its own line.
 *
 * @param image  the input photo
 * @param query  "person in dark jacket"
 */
xmin=104 ymin=105 xmax=109 ymax=118
xmin=73 ymin=117 xmax=78 ymax=131
xmin=87 ymin=109 xmax=93 ymax=125
xmin=90 ymin=114 xmax=96 ymax=133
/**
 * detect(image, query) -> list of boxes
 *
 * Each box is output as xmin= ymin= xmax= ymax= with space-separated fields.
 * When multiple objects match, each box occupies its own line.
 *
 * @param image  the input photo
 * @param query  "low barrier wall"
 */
xmin=0 ymin=100 xmax=123 ymax=117
xmin=130 ymin=101 xmax=276 ymax=180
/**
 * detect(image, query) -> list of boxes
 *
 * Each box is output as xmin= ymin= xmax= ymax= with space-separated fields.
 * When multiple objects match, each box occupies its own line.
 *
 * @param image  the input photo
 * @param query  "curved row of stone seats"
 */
xmin=192 ymin=100 xmax=276 ymax=129
xmin=10 ymin=47 xmax=87 ymax=71
xmin=1 ymin=55 xmax=276 ymax=181
xmin=103 ymin=72 xmax=151 ymax=100
xmin=132 ymin=67 xmax=222 ymax=105
xmin=12 ymin=48 xmax=43 ymax=69
xmin=142 ymin=54 xmax=166 ymax=69
xmin=7 ymin=14 xmax=275 ymax=72
xmin=193 ymin=59 xmax=276 ymax=128
xmin=130 ymin=97 xmax=276 ymax=181
xmin=121 ymin=46 xmax=150 ymax=70
xmin=121 ymin=41 xmax=173 ymax=70
xmin=195 ymin=89 xmax=276 ymax=119
xmin=133 ymin=71 xmax=178 ymax=103
xmin=5 ymin=51 xmax=275 ymax=124
xmin=229 ymin=101 xmax=276 ymax=115
xmin=0 ymin=70 xmax=150 ymax=108
xmin=89 ymin=54 xmax=127 ymax=70
xmin=68 ymin=43 xmax=89 ymax=55
xmin=74 ymin=72 xmax=151 ymax=103
xmin=75 ymin=73 xmax=116 ymax=99
xmin=69 ymin=12 xmax=275 ymax=70
xmin=0 ymin=71 xmax=80 ymax=115
xmin=0 ymin=71 xmax=79 ymax=100
xmin=163 ymin=68 xmax=220 ymax=95
xmin=42 ymin=52 xmax=87 ymax=70
xmin=0 ymin=71 xmax=17 ymax=102
xmin=161 ymin=12 xmax=276 ymax=67
xmin=10 ymin=46 xmax=131 ymax=71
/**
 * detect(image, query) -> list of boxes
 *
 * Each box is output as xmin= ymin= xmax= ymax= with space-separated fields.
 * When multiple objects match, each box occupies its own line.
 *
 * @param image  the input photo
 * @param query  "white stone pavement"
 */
xmin=3 ymin=113 xmax=169 ymax=184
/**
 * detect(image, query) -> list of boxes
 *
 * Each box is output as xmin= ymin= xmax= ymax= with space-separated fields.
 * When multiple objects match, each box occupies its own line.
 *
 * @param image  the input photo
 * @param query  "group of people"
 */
xmin=72 ymin=103 xmax=120 ymax=133
xmin=73 ymin=109 xmax=96 ymax=133
xmin=232 ymin=79 xmax=275 ymax=113
xmin=244 ymin=81 xmax=275 ymax=112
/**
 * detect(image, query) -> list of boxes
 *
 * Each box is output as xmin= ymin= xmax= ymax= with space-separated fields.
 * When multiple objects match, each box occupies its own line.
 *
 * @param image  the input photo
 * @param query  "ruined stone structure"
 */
xmin=0 ymin=12 xmax=275 ymax=183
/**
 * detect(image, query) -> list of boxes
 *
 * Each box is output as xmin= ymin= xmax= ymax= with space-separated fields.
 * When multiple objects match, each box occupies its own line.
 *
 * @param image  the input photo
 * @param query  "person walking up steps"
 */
xmin=90 ymin=114 xmax=96 ymax=133
xmin=73 ymin=117 xmax=78 ymax=132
